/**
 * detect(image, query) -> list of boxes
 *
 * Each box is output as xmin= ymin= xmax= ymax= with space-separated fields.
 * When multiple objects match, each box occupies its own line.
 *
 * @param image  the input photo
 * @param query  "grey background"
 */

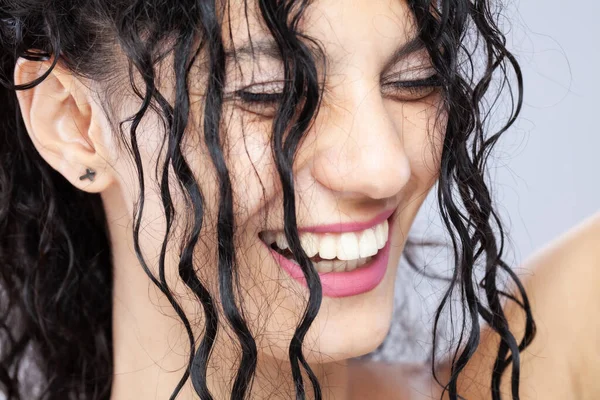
xmin=377 ymin=0 xmax=600 ymax=362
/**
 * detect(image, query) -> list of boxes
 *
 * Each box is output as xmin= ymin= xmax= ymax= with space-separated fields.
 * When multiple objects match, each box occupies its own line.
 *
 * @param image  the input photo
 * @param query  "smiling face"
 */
xmin=101 ymin=0 xmax=446 ymax=371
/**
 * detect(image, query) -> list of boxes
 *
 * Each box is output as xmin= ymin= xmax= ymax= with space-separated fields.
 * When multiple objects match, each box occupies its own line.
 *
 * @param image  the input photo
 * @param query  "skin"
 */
xmin=455 ymin=212 xmax=600 ymax=400
xmin=350 ymin=213 xmax=600 ymax=400
xmin=14 ymin=0 xmax=447 ymax=398
xmin=11 ymin=0 xmax=600 ymax=397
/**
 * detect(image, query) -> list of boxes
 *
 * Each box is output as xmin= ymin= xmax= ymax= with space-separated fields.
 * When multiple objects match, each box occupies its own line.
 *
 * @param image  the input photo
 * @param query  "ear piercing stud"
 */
xmin=79 ymin=168 xmax=96 ymax=182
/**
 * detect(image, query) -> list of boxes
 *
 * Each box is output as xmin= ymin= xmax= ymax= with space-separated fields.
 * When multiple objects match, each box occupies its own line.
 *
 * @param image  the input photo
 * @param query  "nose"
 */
xmin=308 ymin=85 xmax=411 ymax=200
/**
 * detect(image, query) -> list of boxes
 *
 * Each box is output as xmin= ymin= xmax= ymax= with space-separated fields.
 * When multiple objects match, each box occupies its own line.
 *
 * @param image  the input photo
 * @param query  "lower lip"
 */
xmin=264 ymin=229 xmax=392 ymax=298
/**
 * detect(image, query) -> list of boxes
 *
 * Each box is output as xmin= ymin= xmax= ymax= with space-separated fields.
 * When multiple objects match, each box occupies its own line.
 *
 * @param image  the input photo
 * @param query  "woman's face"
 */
xmin=105 ymin=0 xmax=445 ymax=365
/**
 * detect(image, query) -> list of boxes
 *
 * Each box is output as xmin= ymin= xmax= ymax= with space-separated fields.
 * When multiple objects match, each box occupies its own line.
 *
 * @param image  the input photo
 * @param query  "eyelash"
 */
xmin=235 ymin=90 xmax=284 ymax=104
xmin=381 ymin=74 xmax=443 ymax=100
xmin=232 ymin=74 xmax=443 ymax=116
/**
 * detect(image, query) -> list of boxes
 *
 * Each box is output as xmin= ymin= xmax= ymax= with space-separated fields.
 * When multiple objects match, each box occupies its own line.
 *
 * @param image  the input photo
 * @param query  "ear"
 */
xmin=14 ymin=57 xmax=116 ymax=193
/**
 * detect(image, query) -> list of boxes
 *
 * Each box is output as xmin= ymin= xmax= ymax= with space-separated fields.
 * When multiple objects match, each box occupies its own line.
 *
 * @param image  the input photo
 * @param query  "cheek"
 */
xmin=222 ymin=111 xmax=280 ymax=225
xmin=388 ymin=97 xmax=446 ymax=187
xmin=186 ymin=105 xmax=279 ymax=229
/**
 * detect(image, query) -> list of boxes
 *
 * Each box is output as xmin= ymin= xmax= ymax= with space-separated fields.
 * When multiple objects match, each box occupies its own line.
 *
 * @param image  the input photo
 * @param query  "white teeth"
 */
xmin=374 ymin=223 xmax=386 ymax=249
xmin=263 ymin=232 xmax=277 ymax=245
xmin=316 ymin=260 xmax=334 ymax=273
xmin=281 ymin=256 xmax=373 ymax=273
xmin=346 ymin=259 xmax=358 ymax=271
xmin=319 ymin=235 xmax=337 ymax=260
xmin=358 ymin=228 xmax=378 ymax=258
xmin=264 ymin=218 xmax=391 ymax=271
xmin=337 ymin=232 xmax=360 ymax=261
xmin=275 ymin=233 xmax=289 ymax=250
xmin=332 ymin=259 xmax=347 ymax=272
xmin=300 ymin=233 xmax=319 ymax=258
xmin=382 ymin=220 xmax=389 ymax=245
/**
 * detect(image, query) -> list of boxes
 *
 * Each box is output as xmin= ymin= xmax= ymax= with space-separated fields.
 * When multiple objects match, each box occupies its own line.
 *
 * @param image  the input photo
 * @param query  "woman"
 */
xmin=0 ymin=0 xmax=534 ymax=399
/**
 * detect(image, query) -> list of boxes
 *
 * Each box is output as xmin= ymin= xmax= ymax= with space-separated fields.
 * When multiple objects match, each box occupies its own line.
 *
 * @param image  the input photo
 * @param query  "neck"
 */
xmin=103 ymin=188 xmax=350 ymax=399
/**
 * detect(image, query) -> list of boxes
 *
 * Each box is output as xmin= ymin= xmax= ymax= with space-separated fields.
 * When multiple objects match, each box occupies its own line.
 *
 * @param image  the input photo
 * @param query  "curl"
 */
xmin=0 ymin=1 xmax=535 ymax=399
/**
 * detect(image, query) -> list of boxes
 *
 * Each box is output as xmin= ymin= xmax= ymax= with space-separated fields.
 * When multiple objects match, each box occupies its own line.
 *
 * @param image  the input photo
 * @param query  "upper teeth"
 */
xmin=262 ymin=220 xmax=389 ymax=261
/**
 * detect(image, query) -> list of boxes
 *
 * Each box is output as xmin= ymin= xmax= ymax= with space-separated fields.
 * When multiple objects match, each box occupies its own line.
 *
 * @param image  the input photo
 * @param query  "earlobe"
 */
xmin=13 ymin=57 xmax=115 ymax=193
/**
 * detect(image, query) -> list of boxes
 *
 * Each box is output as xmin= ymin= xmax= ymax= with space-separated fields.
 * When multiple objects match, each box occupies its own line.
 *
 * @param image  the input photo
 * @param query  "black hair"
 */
xmin=0 ymin=0 xmax=535 ymax=399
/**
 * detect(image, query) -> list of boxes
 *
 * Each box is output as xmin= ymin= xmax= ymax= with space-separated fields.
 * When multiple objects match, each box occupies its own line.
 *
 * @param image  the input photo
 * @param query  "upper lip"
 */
xmin=261 ymin=208 xmax=396 ymax=235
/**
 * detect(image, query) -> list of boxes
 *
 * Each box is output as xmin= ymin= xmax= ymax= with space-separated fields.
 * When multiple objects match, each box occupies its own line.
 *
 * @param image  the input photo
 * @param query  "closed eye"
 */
xmin=227 ymin=81 xmax=286 ymax=117
xmin=236 ymin=90 xmax=283 ymax=104
xmin=228 ymin=73 xmax=443 ymax=118
xmin=381 ymin=74 xmax=443 ymax=102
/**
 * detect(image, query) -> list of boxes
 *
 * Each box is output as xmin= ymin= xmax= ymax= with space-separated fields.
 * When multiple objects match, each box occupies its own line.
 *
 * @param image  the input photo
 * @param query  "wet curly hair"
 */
xmin=0 ymin=0 xmax=535 ymax=399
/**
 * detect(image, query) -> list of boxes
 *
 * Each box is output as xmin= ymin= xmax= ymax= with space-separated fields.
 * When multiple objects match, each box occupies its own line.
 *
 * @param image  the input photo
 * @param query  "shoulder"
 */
xmin=516 ymin=212 xmax=600 ymax=399
xmin=462 ymin=212 xmax=600 ymax=399
xmin=519 ymin=212 xmax=600 ymax=336
xmin=350 ymin=214 xmax=600 ymax=400
xmin=521 ymin=212 xmax=600 ymax=355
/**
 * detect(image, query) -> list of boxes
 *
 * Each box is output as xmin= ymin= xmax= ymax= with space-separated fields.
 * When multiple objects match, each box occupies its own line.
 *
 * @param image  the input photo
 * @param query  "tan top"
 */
xmin=350 ymin=212 xmax=600 ymax=399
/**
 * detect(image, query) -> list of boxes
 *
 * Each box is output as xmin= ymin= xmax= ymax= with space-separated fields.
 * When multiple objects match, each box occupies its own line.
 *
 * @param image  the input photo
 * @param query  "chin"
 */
xmin=304 ymin=303 xmax=395 ymax=363
xmin=303 ymin=267 xmax=398 ymax=363
xmin=250 ymin=261 xmax=398 ymax=365
xmin=240 ymin=207 xmax=407 ymax=364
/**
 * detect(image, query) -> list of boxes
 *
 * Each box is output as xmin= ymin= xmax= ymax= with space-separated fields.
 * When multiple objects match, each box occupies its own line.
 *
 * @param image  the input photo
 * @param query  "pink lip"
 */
xmin=297 ymin=208 xmax=396 ymax=234
xmin=263 ymin=211 xmax=395 ymax=298
xmin=266 ymin=240 xmax=391 ymax=298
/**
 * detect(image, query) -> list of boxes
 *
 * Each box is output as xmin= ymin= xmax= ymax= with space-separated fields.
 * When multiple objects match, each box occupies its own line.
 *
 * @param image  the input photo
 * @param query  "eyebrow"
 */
xmin=225 ymin=35 xmax=427 ymax=71
xmin=380 ymin=36 xmax=427 ymax=72
xmin=225 ymin=39 xmax=284 ymax=61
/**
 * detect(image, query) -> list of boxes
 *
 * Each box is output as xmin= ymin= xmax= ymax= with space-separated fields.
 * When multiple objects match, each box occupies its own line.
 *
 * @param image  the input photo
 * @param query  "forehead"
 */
xmin=223 ymin=0 xmax=417 ymax=71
